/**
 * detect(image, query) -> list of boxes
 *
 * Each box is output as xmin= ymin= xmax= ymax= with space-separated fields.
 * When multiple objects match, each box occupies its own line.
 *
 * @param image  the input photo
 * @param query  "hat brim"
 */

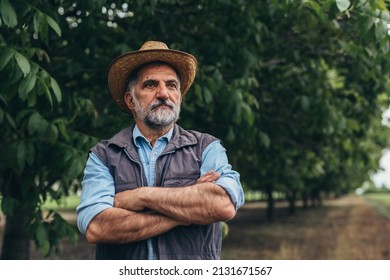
xmin=108 ymin=49 xmax=197 ymax=114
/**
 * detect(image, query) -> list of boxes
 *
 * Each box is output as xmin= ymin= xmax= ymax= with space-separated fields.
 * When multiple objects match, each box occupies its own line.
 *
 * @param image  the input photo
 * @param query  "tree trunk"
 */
xmin=1 ymin=207 xmax=31 ymax=259
xmin=302 ymin=191 xmax=308 ymax=209
xmin=266 ymin=184 xmax=274 ymax=222
xmin=1 ymin=173 xmax=31 ymax=260
xmin=310 ymin=189 xmax=322 ymax=207
xmin=287 ymin=190 xmax=296 ymax=215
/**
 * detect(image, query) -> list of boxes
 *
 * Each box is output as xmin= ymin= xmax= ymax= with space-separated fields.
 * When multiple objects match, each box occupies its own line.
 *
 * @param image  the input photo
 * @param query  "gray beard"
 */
xmin=134 ymin=98 xmax=180 ymax=129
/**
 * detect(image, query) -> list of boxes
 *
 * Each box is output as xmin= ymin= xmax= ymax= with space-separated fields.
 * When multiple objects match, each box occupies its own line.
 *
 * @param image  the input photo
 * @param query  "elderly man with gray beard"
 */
xmin=76 ymin=41 xmax=244 ymax=260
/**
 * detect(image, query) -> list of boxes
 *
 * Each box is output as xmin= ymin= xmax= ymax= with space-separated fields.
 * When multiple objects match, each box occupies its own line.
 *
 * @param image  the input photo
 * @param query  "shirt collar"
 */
xmin=132 ymin=125 xmax=174 ymax=148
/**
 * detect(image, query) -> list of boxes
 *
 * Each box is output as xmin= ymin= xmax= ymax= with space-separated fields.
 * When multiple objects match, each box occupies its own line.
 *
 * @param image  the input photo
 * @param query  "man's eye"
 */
xmin=144 ymin=81 xmax=156 ymax=88
xmin=167 ymin=82 xmax=177 ymax=89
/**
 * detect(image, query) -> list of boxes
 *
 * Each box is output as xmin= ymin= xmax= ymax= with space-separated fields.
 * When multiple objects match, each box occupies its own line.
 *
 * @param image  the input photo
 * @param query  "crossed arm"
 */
xmin=85 ymin=171 xmax=236 ymax=244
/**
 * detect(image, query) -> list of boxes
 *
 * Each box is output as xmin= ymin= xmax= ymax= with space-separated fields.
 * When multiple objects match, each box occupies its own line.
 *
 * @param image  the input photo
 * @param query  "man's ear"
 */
xmin=124 ymin=91 xmax=135 ymax=110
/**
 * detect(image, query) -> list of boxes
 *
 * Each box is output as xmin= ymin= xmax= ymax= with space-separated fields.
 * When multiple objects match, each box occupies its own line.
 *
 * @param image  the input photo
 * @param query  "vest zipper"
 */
xmin=158 ymin=151 xmax=174 ymax=186
xmin=123 ymin=148 xmax=145 ymax=186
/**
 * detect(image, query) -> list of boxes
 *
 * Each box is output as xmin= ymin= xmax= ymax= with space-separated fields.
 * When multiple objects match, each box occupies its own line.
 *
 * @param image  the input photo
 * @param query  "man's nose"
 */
xmin=156 ymin=83 xmax=169 ymax=99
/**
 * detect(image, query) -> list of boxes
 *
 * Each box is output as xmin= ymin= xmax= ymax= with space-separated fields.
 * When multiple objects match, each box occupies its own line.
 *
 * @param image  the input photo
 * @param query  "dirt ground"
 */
xmin=222 ymin=195 xmax=390 ymax=259
xmin=2 ymin=194 xmax=390 ymax=260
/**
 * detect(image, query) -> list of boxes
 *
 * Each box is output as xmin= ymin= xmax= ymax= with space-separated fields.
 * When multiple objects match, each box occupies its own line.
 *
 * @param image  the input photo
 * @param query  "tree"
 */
xmin=0 ymin=0 xmax=97 ymax=259
xmin=2 ymin=0 xmax=390 ymax=259
xmin=230 ymin=0 xmax=390 ymax=219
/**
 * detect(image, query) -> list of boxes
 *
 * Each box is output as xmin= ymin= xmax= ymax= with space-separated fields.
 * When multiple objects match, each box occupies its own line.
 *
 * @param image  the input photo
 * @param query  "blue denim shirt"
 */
xmin=77 ymin=125 xmax=244 ymax=259
xmin=132 ymin=125 xmax=172 ymax=259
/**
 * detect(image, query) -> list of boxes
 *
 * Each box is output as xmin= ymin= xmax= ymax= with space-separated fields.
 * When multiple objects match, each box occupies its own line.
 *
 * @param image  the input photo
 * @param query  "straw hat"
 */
xmin=107 ymin=41 xmax=197 ymax=113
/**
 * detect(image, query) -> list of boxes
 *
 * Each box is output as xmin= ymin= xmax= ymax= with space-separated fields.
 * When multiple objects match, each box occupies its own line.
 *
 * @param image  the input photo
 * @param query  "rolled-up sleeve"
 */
xmin=76 ymin=152 xmax=114 ymax=234
xmin=200 ymin=140 xmax=245 ymax=210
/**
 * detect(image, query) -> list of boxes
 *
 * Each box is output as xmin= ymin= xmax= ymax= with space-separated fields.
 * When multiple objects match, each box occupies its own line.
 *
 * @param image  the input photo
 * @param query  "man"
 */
xmin=76 ymin=41 xmax=244 ymax=260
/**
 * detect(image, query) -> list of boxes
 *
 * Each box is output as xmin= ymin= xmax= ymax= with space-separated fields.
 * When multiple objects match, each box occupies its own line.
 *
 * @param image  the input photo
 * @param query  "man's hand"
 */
xmin=114 ymin=170 xmax=235 ymax=225
xmin=114 ymin=188 xmax=145 ymax=211
xmin=196 ymin=170 xmax=220 ymax=184
xmin=114 ymin=170 xmax=221 ymax=212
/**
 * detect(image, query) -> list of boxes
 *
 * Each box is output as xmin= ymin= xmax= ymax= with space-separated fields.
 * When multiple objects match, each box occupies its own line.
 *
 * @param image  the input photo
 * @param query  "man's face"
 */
xmin=125 ymin=64 xmax=182 ymax=129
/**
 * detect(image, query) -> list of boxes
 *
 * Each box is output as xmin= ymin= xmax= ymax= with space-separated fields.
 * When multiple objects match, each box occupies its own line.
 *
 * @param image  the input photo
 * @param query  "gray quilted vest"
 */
xmin=91 ymin=124 xmax=221 ymax=259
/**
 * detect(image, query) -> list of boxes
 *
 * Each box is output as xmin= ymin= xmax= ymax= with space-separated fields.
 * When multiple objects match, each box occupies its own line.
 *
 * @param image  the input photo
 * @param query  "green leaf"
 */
xmin=327 ymin=2 xmax=339 ymax=20
xmin=361 ymin=16 xmax=375 ymax=34
xmin=35 ymin=48 xmax=50 ymax=63
xmin=14 ymin=51 xmax=31 ymax=76
xmin=38 ymin=77 xmax=53 ymax=108
xmin=0 ymin=94 xmax=6 ymax=106
xmin=16 ymin=141 xmax=26 ymax=171
xmin=222 ymin=221 xmax=229 ymax=239
xmin=0 ymin=0 xmax=18 ymax=28
xmin=25 ymin=141 xmax=35 ymax=166
xmin=33 ymin=11 xmax=42 ymax=35
xmin=346 ymin=118 xmax=360 ymax=132
xmin=1 ymin=197 xmax=19 ymax=215
xmin=55 ymin=119 xmax=69 ymax=141
xmin=39 ymin=240 xmax=50 ymax=257
xmin=47 ymin=123 xmax=59 ymax=144
xmin=66 ymin=158 xmax=84 ymax=178
xmin=336 ymin=0 xmax=351 ymax=12
xmin=28 ymin=112 xmax=41 ymax=135
xmin=259 ymin=131 xmax=271 ymax=149
xmin=28 ymin=111 xmax=48 ymax=135
xmin=375 ymin=19 xmax=388 ymax=41
xmin=377 ymin=0 xmax=388 ymax=11
xmin=16 ymin=109 xmax=31 ymax=123
xmin=27 ymin=90 xmax=37 ymax=107
xmin=203 ymin=87 xmax=212 ymax=104
xmin=36 ymin=224 xmax=48 ymax=243
xmin=18 ymin=72 xmax=37 ymax=98
xmin=300 ymin=95 xmax=310 ymax=110
xmin=305 ymin=1 xmax=325 ymax=20
xmin=0 ymin=47 xmax=14 ymax=71
xmin=36 ymin=224 xmax=50 ymax=256
xmin=46 ymin=15 xmax=61 ymax=36
xmin=241 ymin=102 xmax=254 ymax=125
xmin=381 ymin=39 xmax=390 ymax=54
xmin=50 ymin=77 xmax=62 ymax=103
xmin=5 ymin=112 xmax=16 ymax=129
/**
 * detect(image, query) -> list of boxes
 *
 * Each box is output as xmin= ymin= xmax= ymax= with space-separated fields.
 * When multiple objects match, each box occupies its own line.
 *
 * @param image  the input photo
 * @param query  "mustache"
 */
xmin=150 ymin=99 xmax=175 ymax=110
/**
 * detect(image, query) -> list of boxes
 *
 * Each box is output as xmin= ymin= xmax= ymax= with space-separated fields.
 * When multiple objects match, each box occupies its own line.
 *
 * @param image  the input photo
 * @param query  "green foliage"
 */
xmin=363 ymin=186 xmax=390 ymax=194
xmin=0 ymin=0 xmax=18 ymax=28
xmin=336 ymin=0 xmax=351 ymax=12
xmin=2 ymin=0 xmax=390 ymax=258
xmin=42 ymin=195 xmax=80 ymax=210
xmin=31 ymin=210 xmax=78 ymax=257
xmin=0 ymin=0 xmax=98 ymax=258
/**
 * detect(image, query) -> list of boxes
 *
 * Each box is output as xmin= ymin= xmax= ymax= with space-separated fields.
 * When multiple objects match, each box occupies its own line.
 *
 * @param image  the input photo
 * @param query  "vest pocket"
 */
xmin=115 ymin=181 xmax=140 ymax=194
xmin=163 ymin=174 xmax=199 ymax=187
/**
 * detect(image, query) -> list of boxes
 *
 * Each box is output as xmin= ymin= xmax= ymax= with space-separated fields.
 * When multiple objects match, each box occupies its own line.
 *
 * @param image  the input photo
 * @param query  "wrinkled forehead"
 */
xmin=128 ymin=61 xmax=181 ymax=85
xmin=137 ymin=63 xmax=180 ymax=82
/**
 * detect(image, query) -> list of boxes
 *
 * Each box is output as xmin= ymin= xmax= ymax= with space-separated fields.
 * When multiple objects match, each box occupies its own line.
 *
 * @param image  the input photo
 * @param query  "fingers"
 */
xmin=114 ymin=189 xmax=145 ymax=211
xmin=114 ymin=191 xmax=128 ymax=208
xmin=197 ymin=170 xmax=220 ymax=184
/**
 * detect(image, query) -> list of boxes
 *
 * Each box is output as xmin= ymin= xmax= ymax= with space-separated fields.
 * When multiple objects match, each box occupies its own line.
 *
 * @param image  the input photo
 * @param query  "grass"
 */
xmin=363 ymin=192 xmax=390 ymax=203
xmin=363 ymin=192 xmax=390 ymax=220
xmin=0 ymin=194 xmax=80 ymax=212
xmin=42 ymin=195 xmax=80 ymax=211
xmin=245 ymin=190 xmax=285 ymax=202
